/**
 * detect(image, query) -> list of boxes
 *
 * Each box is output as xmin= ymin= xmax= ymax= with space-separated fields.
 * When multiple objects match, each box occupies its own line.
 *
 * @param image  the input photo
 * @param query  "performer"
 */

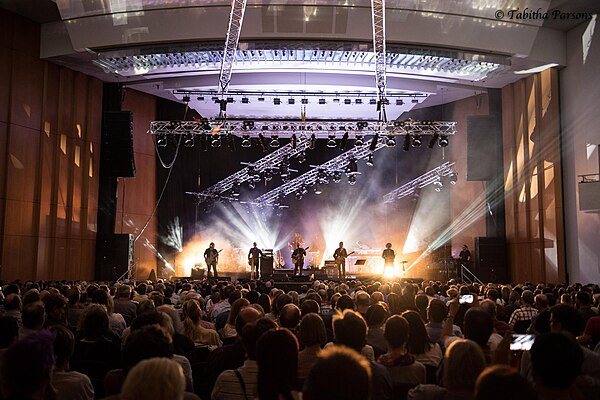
xmin=248 ymin=242 xmax=263 ymax=280
xmin=382 ymin=242 xmax=395 ymax=274
xmin=459 ymin=244 xmax=471 ymax=263
xmin=204 ymin=242 xmax=219 ymax=279
xmin=292 ymin=244 xmax=307 ymax=276
xmin=333 ymin=242 xmax=348 ymax=281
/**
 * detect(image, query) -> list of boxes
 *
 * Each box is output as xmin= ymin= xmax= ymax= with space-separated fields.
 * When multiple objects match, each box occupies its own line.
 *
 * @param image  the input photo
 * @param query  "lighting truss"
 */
xmin=218 ymin=0 xmax=248 ymax=94
xmin=149 ymin=119 xmax=456 ymax=137
xmin=371 ymin=0 xmax=387 ymax=100
xmin=382 ymin=161 xmax=457 ymax=203
xmin=185 ymin=139 xmax=311 ymax=204
xmin=253 ymin=141 xmax=387 ymax=207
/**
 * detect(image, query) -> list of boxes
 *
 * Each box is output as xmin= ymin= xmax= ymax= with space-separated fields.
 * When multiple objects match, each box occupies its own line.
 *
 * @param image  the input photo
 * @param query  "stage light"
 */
xmin=227 ymin=133 xmax=236 ymax=151
xmin=348 ymin=175 xmax=357 ymax=185
xmin=264 ymin=169 xmax=273 ymax=181
xmin=355 ymin=135 xmax=364 ymax=146
xmin=297 ymin=151 xmax=306 ymax=164
xmin=386 ymin=135 xmax=396 ymax=147
xmin=412 ymin=98 xmax=419 ymax=103
xmin=339 ymin=132 xmax=349 ymax=150
xmin=369 ymin=134 xmax=379 ymax=152
xmin=412 ymin=134 xmax=422 ymax=147
xmin=396 ymin=99 xmax=404 ymax=106
xmin=357 ymin=121 xmax=368 ymax=130
xmin=332 ymin=171 xmax=342 ymax=183
xmin=449 ymin=172 xmax=458 ymax=185
xmin=288 ymin=98 xmax=295 ymax=105
xmin=333 ymin=98 xmax=340 ymax=103
xmin=258 ymin=97 xmax=265 ymax=102
xmin=428 ymin=133 xmax=439 ymax=148
xmin=241 ymin=97 xmax=249 ymax=104
xmin=231 ymin=181 xmax=240 ymax=197
xmin=403 ymin=135 xmax=411 ymax=152
xmin=366 ymin=153 xmax=374 ymax=167
xmin=211 ymin=96 xmax=219 ymax=102
xmin=327 ymin=135 xmax=337 ymax=148
xmin=243 ymin=120 xmax=254 ymax=129
xmin=226 ymin=97 xmax=234 ymax=103
xmin=434 ymin=180 xmax=443 ymax=192
xmin=280 ymin=164 xmax=289 ymax=178
xmin=211 ymin=135 xmax=222 ymax=148
xmin=248 ymin=180 xmax=256 ymax=190
xmin=319 ymin=98 xmax=326 ymax=105
xmin=273 ymin=98 xmax=281 ymax=105
xmin=370 ymin=98 xmax=377 ymax=105
xmin=301 ymin=184 xmax=308 ymax=195
xmin=200 ymin=134 xmax=208 ymax=151
xmin=183 ymin=134 xmax=194 ymax=147
xmin=439 ymin=135 xmax=449 ymax=147
xmin=317 ymin=169 xmax=328 ymax=184
xmin=301 ymin=98 xmax=308 ymax=104
xmin=241 ymin=135 xmax=252 ymax=148
xmin=355 ymin=99 xmax=363 ymax=105
xmin=182 ymin=95 xmax=190 ymax=103
xmin=258 ymin=133 xmax=269 ymax=152
xmin=344 ymin=99 xmax=351 ymax=105
xmin=196 ymin=96 xmax=204 ymax=101
xmin=157 ymin=134 xmax=168 ymax=147
xmin=270 ymin=135 xmax=280 ymax=148
xmin=346 ymin=158 xmax=358 ymax=175
xmin=309 ymin=134 xmax=316 ymax=150
xmin=313 ymin=185 xmax=322 ymax=195
xmin=295 ymin=189 xmax=303 ymax=200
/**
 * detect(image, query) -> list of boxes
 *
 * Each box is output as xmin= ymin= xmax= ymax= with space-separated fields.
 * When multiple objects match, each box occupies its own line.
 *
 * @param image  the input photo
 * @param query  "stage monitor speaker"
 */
xmin=260 ymin=256 xmax=274 ymax=277
xmin=293 ymin=275 xmax=311 ymax=282
xmin=95 ymin=233 xmax=134 ymax=281
xmin=475 ymin=236 xmax=507 ymax=283
xmin=103 ymin=111 xmax=136 ymax=177
xmin=467 ymin=115 xmax=499 ymax=181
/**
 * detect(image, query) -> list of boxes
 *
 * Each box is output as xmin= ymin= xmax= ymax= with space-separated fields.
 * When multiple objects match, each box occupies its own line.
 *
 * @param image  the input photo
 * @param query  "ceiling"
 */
xmin=3 ymin=0 xmax=598 ymax=120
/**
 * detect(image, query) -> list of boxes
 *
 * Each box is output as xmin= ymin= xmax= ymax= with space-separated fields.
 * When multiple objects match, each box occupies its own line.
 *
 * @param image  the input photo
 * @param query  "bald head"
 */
xmin=355 ymin=291 xmax=370 ymax=312
xmin=280 ymin=304 xmax=301 ymax=330
xmin=235 ymin=306 xmax=262 ymax=334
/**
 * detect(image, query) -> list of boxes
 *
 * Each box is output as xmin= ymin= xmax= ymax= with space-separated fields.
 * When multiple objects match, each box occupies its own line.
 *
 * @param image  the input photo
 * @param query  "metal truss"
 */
xmin=218 ymin=0 xmax=247 ymax=94
xmin=253 ymin=141 xmax=387 ymax=207
xmin=371 ymin=0 xmax=387 ymax=100
xmin=382 ymin=161 xmax=457 ymax=203
xmin=186 ymin=138 xmax=311 ymax=204
xmin=150 ymin=119 xmax=456 ymax=137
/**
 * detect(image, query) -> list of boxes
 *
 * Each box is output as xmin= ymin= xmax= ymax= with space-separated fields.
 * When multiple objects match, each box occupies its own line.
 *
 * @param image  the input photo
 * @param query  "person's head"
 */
xmin=280 ymin=303 xmax=301 ymax=330
xmin=253 ymin=242 xmax=257 ymax=248
xmin=402 ymin=310 xmax=432 ymax=355
xmin=182 ymin=298 xmax=203 ymax=323
xmin=462 ymin=245 xmax=468 ymax=250
xmin=121 ymin=358 xmax=185 ymax=400
xmin=475 ymin=365 xmax=537 ymax=400
xmin=228 ymin=289 xmax=243 ymax=306
xmin=0 ymin=316 xmax=19 ymax=349
xmin=576 ymin=291 xmax=592 ymax=307
xmin=157 ymin=305 xmax=184 ymax=334
xmin=210 ymin=242 xmax=215 ymax=249
xmin=257 ymin=293 xmax=271 ymax=314
xmin=3 ymin=293 xmax=22 ymax=311
xmin=463 ymin=307 xmax=494 ymax=349
xmin=530 ymin=333 xmax=583 ymax=391
xmin=241 ymin=317 xmax=278 ymax=360
xmin=300 ymin=299 xmax=320 ymax=316
xmin=228 ymin=297 xmax=250 ymax=326
xmin=274 ymin=294 xmax=293 ymax=317
xmin=123 ymin=325 xmax=174 ymax=372
xmin=43 ymin=292 xmax=68 ymax=321
xmin=299 ymin=313 xmax=327 ymax=348
xmin=386 ymin=243 xmax=392 ymax=249
xmin=383 ymin=315 xmax=410 ymax=350
xmin=521 ymin=290 xmax=534 ymax=305
xmin=49 ymin=325 xmax=75 ymax=368
xmin=427 ymin=299 xmax=448 ymax=323
xmin=235 ymin=306 xmax=262 ymax=335
xmin=303 ymin=346 xmax=372 ymax=400
xmin=65 ymin=287 xmax=81 ymax=305
xmin=333 ymin=310 xmax=368 ymax=352
xmin=137 ymin=283 xmax=148 ymax=295
xmin=365 ymin=302 xmax=390 ymax=328
xmin=534 ymin=294 xmax=549 ymax=310
xmin=339 ymin=242 xmax=344 ymax=248
xmin=117 ymin=284 xmax=132 ymax=299
xmin=550 ymin=303 xmax=584 ymax=337
xmin=336 ymin=294 xmax=355 ymax=311
xmin=355 ymin=291 xmax=370 ymax=311
xmin=22 ymin=301 xmax=46 ymax=330
xmin=91 ymin=288 xmax=115 ymax=314
xmin=257 ymin=328 xmax=299 ymax=400
xmin=0 ymin=330 xmax=55 ymax=399
xmin=81 ymin=304 xmax=109 ymax=339
xmin=443 ymin=339 xmax=487 ymax=393
xmin=414 ymin=294 xmax=428 ymax=311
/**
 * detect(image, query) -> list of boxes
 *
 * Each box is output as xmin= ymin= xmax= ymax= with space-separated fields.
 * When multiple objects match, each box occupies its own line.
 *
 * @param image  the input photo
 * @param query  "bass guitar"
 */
xmin=205 ymin=249 xmax=223 ymax=265
xmin=291 ymin=247 xmax=309 ymax=264
xmin=335 ymin=250 xmax=355 ymax=263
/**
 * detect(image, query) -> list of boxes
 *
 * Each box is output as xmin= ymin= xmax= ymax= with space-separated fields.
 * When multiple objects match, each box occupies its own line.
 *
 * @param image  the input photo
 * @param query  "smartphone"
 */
xmin=510 ymin=334 xmax=535 ymax=351
xmin=459 ymin=294 xmax=474 ymax=304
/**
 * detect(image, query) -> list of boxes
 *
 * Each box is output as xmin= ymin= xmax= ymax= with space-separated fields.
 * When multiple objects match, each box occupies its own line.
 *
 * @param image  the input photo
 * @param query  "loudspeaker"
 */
xmin=95 ymin=233 xmax=134 ymax=281
xmin=475 ymin=236 xmax=507 ymax=283
xmin=260 ymin=256 xmax=274 ymax=278
xmin=467 ymin=115 xmax=499 ymax=181
xmin=103 ymin=111 xmax=136 ymax=177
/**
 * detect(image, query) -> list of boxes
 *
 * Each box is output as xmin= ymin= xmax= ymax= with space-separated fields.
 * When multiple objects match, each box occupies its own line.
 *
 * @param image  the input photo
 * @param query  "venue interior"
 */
xmin=0 ymin=0 xmax=599 ymax=285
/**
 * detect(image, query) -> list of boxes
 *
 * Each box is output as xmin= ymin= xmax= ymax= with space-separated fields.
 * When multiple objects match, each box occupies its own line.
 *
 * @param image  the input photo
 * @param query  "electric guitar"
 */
xmin=205 ymin=249 xmax=223 ymax=265
xmin=335 ymin=250 xmax=355 ymax=263
xmin=292 ymin=247 xmax=309 ymax=264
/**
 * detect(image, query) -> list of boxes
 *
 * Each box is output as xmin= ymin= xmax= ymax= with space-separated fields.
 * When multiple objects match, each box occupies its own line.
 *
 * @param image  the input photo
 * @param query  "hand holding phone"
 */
xmin=459 ymin=294 xmax=474 ymax=304
xmin=510 ymin=334 xmax=535 ymax=351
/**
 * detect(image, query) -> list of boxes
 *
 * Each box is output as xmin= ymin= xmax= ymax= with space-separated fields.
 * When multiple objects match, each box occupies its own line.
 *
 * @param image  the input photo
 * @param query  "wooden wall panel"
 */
xmin=9 ymin=51 xmax=44 ymax=131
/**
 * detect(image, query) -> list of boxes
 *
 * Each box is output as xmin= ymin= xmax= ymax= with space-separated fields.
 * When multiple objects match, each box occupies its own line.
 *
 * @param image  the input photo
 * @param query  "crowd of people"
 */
xmin=1 ymin=276 xmax=600 ymax=400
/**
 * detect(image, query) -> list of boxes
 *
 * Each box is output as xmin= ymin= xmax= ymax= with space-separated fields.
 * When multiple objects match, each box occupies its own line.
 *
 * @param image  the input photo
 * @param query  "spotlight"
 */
xmin=301 ymin=184 xmax=308 ymax=195
xmin=434 ymin=180 xmax=443 ymax=192
xmin=270 ymin=135 xmax=280 ymax=148
xmin=339 ymin=132 xmax=349 ymax=150
xmin=211 ymin=135 xmax=222 ymax=148
xmin=355 ymin=135 xmax=364 ymax=146
xmin=386 ymin=135 xmax=396 ymax=147
xmin=227 ymin=133 xmax=236 ymax=151
xmin=279 ymin=164 xmax=289 ymax=178
xmin=241 ymin=135 xmax=252 ymax=148
xmin=241 ymin=97 xmax=249 ymax=104
xmin=288 ymin=98 xmax=295 ymax=105
xmin=264 ymin=169 xmax=273 ymax=181
xmin=273 ymin=98 xmax=281 ymax=105
xmin=348 ymin=175 xmax=357 ymax=185
xmin=248 ymin=180 xmax=256 ymax=190
xmin=317 ymin=169 xmax=328 ymax=184
xmin=357 ymin=121 xmax=368 ymax=130
xmin=182 ymin=95 xmax=190 ymax=103
xmin=258 ymin=133 xmax=269 ymax=152
xmin=346 ymin=158 xmax=358 ymax=175
xmin=369 ymin=134 xmax=379 ymax=152
xmin=231 ymin=181 xmax=240 ymax=197
xmin=309 ymin=134 xmax=316 ymax=150
xmin=301 ymin=98 xmax=308 ymax=104
xmin=412 ymin=98 xmax=419 ymax=103
xmin=319 ymin=98 xmax=326 ymax=105
xmin=428 ymin=133 xmax=439 ymax=148
xmin=327 ymin=135 xmax=337 ymax=148
xmin=355 ymin=99 xmax=363 ymax=104
xmin=439 ymin=135 xmax=449 ymax=147
xmin=258 ymin=97 xmax=265 ymax=102
xmin=183 ymin=134 xmax=195 ymax=147
xmin=449 ymin=172 xmax=458 ymax=185
xmin=402 ymin=135 xmax=410 ymax=152
xmin=157 ymin=135 xmax=168 ymax=147
xmin=295 ymin=189 xmax=303 ymax=200
xmin=196 ymin=96 xmax=204 ymax=101
xmin=313 ymin=185 xmax=322 ymax=195
xmin=369 ymin=98 xmax=377 ymax=105
xmin=366 ymin=153 xmax=374 ymax=167
xmin=297 ymin=151 xmax=306 ymax=164
xmin=396 ymin=99 xmax=404 ymax=106
xmin=243 ymin=120 xmax=254 ymax=129
xmin=344 ymin=99 xmax=351 ymax=105
xmin=332 ymin=171 xmax=342 ymax=183
xmin=412 ymin=134 xmax=422 ymax=147
xmin=226 ymin=97 xmax=234 ymax=103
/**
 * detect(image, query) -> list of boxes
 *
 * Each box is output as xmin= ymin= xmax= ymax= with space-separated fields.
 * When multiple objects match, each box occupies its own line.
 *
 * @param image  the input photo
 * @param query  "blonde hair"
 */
xmin=121 ymin=358 xmax=185 ymax=400
xmin=443 ymin=339 xmax=487 ymax=392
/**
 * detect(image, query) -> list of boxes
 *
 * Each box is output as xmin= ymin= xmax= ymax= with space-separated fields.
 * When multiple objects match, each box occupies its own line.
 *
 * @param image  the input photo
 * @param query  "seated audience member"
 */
xmin=462 ymin=307 xmax=498 ymax=357
xmin=20 ymin=301 xmax=46 ymax=338
xmin=530 ymin=333 xmax=583 ymax=400
xmin=50 ymin=325 xmax=94 ymax=400
xmin=425 ymin=299 xmax=462 ymax=344
xmin=509 ymin=290 xmax=537 ymax=333
xmin=43 ymin=292 xmax=69 ymax=328
xmin=256 ymin=328 xmax=300 ymax=400
xmin=378 ymin=315 xmax=426 ymax=386
xmin=355 ymin=291 xmax=371 ymax=317
xmin=0 ymin=316 xmax=19 ymax=364
xmin=300 ymin=299 xmax=320 ymax=316
xmin=132 ymin=283 xmax=149 ymax=303
xmin=415 ymin=294 xmax=429 ymax=322
xmin=113 ymin=285 xmax=137 ymax=326
xmin=366 ymin=302 xmax=390 ymax=357
xmin=402 ymin=311 xmax=442 ymax=367
xmin=257 ymin=293 xmax=271 ymax=315
xmin=297 ymin=313 xmax=327 ymax=383
xmin=66 ymin=286 xmax=84 ymax=330
xmin=335 ymin=294 xmax=355 ymax=312
xmin=215 ymin=290 xmax=243 ymax=331
xmin=136 ymin=299 xmax=156 ymax=316
xmin=212 ymin=318 xmax=277 ymax=400
xmin=0 ymin=330 xmax=55 ymax=400
xmin=157 ymin=304 xmax=195 ymax=359
xmin=408 ymin=339 xmax=487 ymax=400
xmin=3 ymin=293 xmax=23 ymax=328
xmin=332 ymin=309 xmax=393 ymax=400
xmin=220 ymin=298 xmax=250 ymax=340
xmin=92 ymin=289 xmax=126 ymax=337
xmin=474 ymin=365 xmax=537 ymax=400
xmin=303 ymin=346 xmax=372 ymax=400
xmin=182 ymin=299 xmax=222 ymax=347
xmin=480 ymin=299 xmax=510 ymax=336
xmin=279 ymin=303 xmax=302 ymax=333
xmin=387 ymin=292 xmax=403 ymax=316
xmin=576 ymin=291 xmax=597 ymax=327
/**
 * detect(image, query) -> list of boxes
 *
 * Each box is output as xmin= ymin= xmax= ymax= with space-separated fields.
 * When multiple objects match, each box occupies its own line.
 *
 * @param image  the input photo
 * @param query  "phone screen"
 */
xmin=510 ymin=334 xmax=535 ymax=351
xmin=459 ymin=294 xmax=473 ymax=304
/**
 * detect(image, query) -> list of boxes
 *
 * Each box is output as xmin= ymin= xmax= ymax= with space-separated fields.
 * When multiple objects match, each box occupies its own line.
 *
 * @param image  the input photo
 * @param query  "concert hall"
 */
xmin=0 ymin=1 xmax=599 ymax=399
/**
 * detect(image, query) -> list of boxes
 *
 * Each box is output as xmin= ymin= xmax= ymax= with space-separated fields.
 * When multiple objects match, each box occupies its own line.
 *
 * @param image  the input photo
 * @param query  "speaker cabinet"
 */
xmin=260 ymin=256 xmax=274 ymax=278
xmin=95 ymin=233 xmax=134 ymax=281
xmin=475 ymin=236 xmax=507 ymax=283
xmin=103 ymin=111 xmax=136 ymax=177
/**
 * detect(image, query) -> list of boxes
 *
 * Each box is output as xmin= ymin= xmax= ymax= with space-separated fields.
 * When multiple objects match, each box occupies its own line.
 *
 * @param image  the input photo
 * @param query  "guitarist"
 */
xmin=248 ymin=242 xmax=263 ymax=279
xmin=333 ymin=242 xmax=348 ymax=281
xmin=292 ymin=244 xmax=307 ymax=276
xmin=204 ymin=242 xmax=220 ymax=279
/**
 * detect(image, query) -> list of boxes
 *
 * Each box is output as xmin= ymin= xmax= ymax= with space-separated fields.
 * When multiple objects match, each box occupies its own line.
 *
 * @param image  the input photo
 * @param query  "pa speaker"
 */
xmin=95 ymin=233 xmax=134 ymax=281
xmin=475 ymin=236 xmax=507 ymax=283
xmin=467 ymin=115 xmax=499 ymax=181
xmin=103 ymin=111 xmax=136 ymax=177
xmin=260 ymin=256 xmax=274 ymax=278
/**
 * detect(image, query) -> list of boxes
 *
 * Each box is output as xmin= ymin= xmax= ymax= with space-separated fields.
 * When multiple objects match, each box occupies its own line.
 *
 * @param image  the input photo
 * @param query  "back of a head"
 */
xmin=463 ymin=307 xmax=494 ymax=348
xmin=475 ymin=365 xmax=537 ymax=400
xmin=235 ymin=306 xmax=262 ymax=335
xmin=336 ymin=294 xmax=355 ymax=311
xmin=123 ymin=325 xmax=174 ymax=371
xmin=49 ymin=325 xmax=75 ymax=366
xmin=3 ymin=293 xmax=22 ymax=311
xmin=280 ymin=303 xmax=301 ymax=330
xmin=82 ymin=304 xmax=109 ymax=338
xmin=300 ymin=299 xmax=320 ymax=316
xmin=383 ymin=315 xmax=410 ymax=349
xmin=303 ymin=346 xmax=372 ymax=400
xmin=229 ymin=289 xmax=243 ymax=305
xmin=415 ymin=294 xmax=429 ymax=310
xmin=443 ymin=339 xmax=487 ymax=392
xmin=257 ymin=328 xmax=299 ymax=399
xmin=365 ymin=302 xmax=390 ymax=328
xmin=522 ymin=290 xmax=535 ymax=305
xmin=427 ymin=299 xmax=447 ymax=323
xmin=275 ymin=294 xmax=293 ymax=316
xmin=299 ymin=313 xmax=327 ymax=347
xmin=530 ymin=333 xmax=583 ymax=391
xmin=550 ymin=303 xmax=584 ymax=337
xmin=355 ymin=291 xmax=370 ymax=309
xmin=121 ymin=357 xmax=185 ymax=400
xmin=333 ymin=310 xmax=368 ymax=352
xmin=117 ymin=284 xmax=132 ymax=299
xmin=22 ymin=301 xmax=45 ymax=330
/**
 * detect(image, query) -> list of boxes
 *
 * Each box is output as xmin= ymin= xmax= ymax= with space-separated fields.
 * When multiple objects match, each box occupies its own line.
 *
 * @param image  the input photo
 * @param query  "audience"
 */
xmin=256 ymin=328 xmax=300 ymax=400
xmin=297 ymin=313 xmax=327 ymax=383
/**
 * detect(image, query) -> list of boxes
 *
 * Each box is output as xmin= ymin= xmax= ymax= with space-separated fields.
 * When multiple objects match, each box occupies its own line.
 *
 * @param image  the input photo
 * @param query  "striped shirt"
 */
xmin=211 ymin=360 xmax=258 ymax=400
